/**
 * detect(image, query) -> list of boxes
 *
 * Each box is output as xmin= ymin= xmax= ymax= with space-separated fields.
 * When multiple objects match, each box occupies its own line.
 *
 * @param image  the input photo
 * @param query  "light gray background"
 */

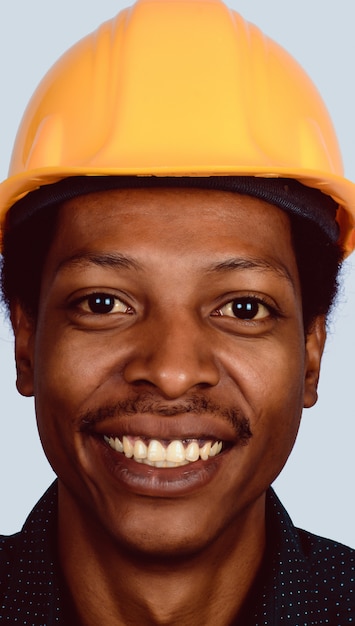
xmin=0 ymin=1 xmax=354 ymax=545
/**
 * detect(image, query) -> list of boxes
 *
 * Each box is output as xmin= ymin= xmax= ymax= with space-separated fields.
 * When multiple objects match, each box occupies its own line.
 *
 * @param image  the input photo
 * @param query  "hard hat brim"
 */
xmin=1 ymin=164 xmax=354 ymax=255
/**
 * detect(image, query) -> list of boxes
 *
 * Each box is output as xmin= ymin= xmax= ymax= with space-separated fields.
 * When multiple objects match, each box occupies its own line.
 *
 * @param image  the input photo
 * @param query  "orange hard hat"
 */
xmin=0 ymin=0 xmax=354 ymax=254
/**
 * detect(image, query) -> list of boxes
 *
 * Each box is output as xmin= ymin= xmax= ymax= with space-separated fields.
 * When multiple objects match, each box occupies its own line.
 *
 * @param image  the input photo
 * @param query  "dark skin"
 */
xmin=12 ymin=188 xmax=325 ymax=625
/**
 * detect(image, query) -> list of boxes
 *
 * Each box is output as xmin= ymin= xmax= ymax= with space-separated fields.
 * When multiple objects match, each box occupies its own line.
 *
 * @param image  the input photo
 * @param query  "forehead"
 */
xmin=38 ymin=187 xmax=303 ymax=301
xmin=57 ymin=186 xmax=291 ymax=243
xmin=46 ymin=187 xmax=298 ymax=284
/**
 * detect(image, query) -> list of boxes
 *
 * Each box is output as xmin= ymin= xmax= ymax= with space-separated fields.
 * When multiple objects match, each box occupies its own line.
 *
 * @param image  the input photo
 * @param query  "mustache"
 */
xmin=79 ymin=394 xmax=253 ymax=444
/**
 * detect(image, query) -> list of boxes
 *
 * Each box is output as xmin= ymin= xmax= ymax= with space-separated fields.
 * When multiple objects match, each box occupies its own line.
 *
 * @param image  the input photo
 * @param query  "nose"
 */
xmin=123 ymin=313 xmax=220 ymax=398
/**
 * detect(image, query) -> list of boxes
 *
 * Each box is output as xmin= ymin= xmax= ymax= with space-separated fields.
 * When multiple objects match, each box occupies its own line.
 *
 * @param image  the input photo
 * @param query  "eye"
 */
xmin=78 ymin=293 xmax=133 ymax=315
xmin=214 ymin=297 xmax=271 ymax=320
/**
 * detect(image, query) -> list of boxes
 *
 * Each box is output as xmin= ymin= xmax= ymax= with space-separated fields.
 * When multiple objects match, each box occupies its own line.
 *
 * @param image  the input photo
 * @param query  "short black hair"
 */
xmin=289 ymin=214 xmax=343 ymax=330
xmin=0 ymin=185 xmax=344 ymax=332
xmin=1 ymin=204 xmax=61 ymax=321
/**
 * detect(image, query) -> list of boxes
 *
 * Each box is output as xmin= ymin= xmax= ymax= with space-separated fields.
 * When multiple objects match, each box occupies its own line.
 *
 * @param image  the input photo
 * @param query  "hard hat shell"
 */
xmin=1 ymin=0 xmax=354 ymax=254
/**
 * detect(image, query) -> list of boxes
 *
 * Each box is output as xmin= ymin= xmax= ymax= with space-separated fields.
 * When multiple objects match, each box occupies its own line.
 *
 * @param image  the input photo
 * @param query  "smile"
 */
xmin=104 ymin=435 xmax=223 ymax=467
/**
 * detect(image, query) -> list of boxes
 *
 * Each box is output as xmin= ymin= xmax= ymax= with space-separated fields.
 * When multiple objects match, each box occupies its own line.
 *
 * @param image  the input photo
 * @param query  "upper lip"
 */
xmin=82 ymin=414 xmax=239 ymax=444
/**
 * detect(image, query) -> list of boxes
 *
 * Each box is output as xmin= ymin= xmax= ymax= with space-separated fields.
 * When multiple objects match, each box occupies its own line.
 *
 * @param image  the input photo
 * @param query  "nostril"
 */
xmin=123 ymin=357 xmax=220 ymax=399
xmin=122 ymin=322 xmax=220 ymax=397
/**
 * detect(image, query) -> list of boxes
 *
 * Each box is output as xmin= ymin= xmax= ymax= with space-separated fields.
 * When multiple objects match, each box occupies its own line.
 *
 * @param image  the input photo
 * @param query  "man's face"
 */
xmin=15 ymin=187 xmax=324 ymax=557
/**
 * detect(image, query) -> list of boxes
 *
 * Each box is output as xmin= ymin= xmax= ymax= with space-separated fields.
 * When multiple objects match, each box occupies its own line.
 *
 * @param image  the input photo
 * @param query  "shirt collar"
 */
xmin=0 ymin=482 xmax=335 ymax=625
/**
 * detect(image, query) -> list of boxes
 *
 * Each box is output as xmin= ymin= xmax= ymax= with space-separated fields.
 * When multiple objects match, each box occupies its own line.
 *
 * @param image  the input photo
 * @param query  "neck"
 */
xmin=58 ymin=485 xmax=266 ymax=626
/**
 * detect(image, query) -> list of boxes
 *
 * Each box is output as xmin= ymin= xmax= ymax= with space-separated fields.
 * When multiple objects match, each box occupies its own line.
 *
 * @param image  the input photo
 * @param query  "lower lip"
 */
xmin=91 ymin=436 xmax=228 ymax=497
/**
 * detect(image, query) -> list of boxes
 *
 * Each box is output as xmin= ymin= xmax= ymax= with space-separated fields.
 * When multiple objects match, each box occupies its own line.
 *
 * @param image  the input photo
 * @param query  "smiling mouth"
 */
xmin=103 ymin=435 xmax=224 ymax=468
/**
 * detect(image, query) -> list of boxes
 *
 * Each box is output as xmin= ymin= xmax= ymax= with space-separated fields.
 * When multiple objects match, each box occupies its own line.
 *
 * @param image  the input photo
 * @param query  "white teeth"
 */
xmin=122 ymin=436 xmax=134 ymax=458
xmin=185 ymin=441 xmax=200 ymax=462
xmin=133 ymin=439 xmax=147 ymax=459
xmin=114 ymin=437 xmax=123 ymax=453
xmin=155 ymin=460 xmax=167 ymax=468
xmin=166 ymin=440 xmax=185 ymax=463
xmin=147 ymin=439 xmax=166 ymax=462
xmin=104 ymin=436 xmax=224 ymax=467
xmin=210 ymin=441 xmax=219 ymax=457
xmin=199 ymin=441 xmax=212 ymax=460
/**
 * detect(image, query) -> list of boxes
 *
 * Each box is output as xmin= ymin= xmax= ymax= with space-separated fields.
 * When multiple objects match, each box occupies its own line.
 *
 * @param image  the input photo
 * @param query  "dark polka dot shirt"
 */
xmin=0 ymin=482 xmax=354 ymax=624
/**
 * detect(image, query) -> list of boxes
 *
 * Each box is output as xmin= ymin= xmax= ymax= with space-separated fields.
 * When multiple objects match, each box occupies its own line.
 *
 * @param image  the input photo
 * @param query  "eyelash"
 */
xmin=71 ymin=292 xmax=280 ymax=325
xmin=212 ymin=295 xmax=279 ymax=322
xmin=74 ymin=292 xmax=134 ymax=315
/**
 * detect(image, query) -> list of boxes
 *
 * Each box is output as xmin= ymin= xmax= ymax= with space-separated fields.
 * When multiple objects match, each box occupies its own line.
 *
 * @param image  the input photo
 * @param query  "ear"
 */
xmin=303 ymin=315 xmax=326 ymax=409
xmin=10 ymin=301 xmax=36 ymax=397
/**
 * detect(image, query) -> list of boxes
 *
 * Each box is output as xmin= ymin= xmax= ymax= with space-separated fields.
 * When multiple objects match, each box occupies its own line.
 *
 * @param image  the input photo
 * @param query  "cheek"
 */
xmin=32 ymin=329 xmax=102 ymax=461
xmin=220 ymin=335 xmax=306 ymax=440
xmin=32 ymin=328 xmax=118 ymax=490
xmin=34 ymin=326 xmax=125 ymax=412
xmin=211 ymin=347 xmax=306 ymax=504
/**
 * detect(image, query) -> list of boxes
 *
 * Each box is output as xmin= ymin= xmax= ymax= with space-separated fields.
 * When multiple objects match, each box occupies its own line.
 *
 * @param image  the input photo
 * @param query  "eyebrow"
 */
xmin=56 ymin=251 xmax=295 ymax=288
xmin=207 ymin=257 xmax=295 ymax=287
xmin=56 ymin=251 xmax=143 ymax=274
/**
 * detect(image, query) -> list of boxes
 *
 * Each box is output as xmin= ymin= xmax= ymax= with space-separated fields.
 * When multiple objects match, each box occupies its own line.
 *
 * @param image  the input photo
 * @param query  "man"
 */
xmin=0 ymin=0 xmax=354 ymax=623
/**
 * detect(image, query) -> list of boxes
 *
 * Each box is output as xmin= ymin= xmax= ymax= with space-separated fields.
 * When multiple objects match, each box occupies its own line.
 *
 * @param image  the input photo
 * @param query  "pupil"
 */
xmin=89 ymin=294 xmax=114 ymax=313
xmin=232 ymin=300 xmax=258 ymax=319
